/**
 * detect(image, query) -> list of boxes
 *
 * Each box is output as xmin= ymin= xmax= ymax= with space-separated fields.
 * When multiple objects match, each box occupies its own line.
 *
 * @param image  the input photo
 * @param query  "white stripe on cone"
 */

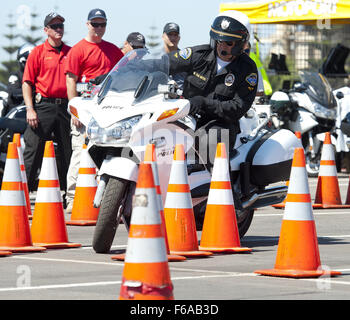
xmin=167 ymin=161 xmax=189 ymax=185
xmin=35 ymin=187 xmax=62 ymax=203
xmin=125 ymin=237 xmax=167 ymax=263
xmin=130 ymin=188 xmax=161 ymax=226
xmin=287 ymin=167 xmax=310 ymax=195
xmin=2 ymin=159 xmax=22 ymax=182
xmin=283 ymin=202 xmax=314 ymax=221
xmin=80 ymin=148 xmax=96 ymax=168
xmin=76 ymin=174 xmax=97 ymax=187
xmin=207 ymin=189 xmax=233 ymax=205
xmin=319 ymin=165 xmax=337 ymax=177
xmin=39 ymin=158 xmax=59 ymax=180
xmin=164 ymin=192 xmax=192 ymax=209
xmin=211 ymin=158 xmax=229 ymax=181
xmin=0 ymin=190 xmax=26 ymax=206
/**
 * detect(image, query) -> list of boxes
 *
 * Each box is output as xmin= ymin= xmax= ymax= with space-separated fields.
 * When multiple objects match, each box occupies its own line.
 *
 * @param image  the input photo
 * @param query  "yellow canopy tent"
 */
xmin=220 ymin=0 xmax=350 ymax=25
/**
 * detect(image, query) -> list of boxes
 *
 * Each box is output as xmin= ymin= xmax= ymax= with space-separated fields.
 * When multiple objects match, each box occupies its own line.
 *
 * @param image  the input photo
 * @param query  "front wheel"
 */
xmin=92 ymin=177 xmax=130 ymax=253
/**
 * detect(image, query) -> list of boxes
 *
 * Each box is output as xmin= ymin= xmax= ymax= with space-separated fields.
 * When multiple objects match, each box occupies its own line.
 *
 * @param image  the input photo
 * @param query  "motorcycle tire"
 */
xmin=92 ymin=177 xmax=129 ymax=253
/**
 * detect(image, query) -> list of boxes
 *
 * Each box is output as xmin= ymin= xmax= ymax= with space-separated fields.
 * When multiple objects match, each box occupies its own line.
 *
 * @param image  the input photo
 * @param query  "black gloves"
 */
xmin=189 ymin=96 xmax=206 ymax=116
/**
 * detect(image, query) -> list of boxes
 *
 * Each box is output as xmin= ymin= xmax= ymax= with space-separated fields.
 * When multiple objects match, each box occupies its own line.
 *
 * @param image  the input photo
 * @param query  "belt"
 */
xmin=41 ymin=97 xmax=68 ymax=105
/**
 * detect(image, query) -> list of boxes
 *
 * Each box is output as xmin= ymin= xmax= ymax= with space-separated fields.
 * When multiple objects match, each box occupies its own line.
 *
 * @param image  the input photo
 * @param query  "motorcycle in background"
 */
xmin=0 ymin=105 xmax=27 ymax=182
xmin=269 ymin=71 xmax=337 ymax=177
xmin=68 ymin=48 xmax=300 ymax=253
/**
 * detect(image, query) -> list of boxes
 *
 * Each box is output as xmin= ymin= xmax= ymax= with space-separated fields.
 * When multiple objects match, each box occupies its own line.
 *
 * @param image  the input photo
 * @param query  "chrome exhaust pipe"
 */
xmin=242 ymin=185 xmax=288 ymax=209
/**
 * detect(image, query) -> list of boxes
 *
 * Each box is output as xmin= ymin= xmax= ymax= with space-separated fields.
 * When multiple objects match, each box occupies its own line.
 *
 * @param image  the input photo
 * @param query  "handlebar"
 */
xmin=158 ymin=81 xmax=183 ymax=99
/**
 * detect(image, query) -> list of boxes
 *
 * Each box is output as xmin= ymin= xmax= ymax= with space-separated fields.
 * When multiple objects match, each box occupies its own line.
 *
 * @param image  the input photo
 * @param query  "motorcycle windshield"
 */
xmin=96 ymin=48 xmax=170 ymax=105
xmin=299 ymin=71 xmax=336 ymax=109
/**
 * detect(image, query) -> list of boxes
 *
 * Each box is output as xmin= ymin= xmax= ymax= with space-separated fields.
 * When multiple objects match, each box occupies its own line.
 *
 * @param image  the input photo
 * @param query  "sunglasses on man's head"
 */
xmin=47 ymin=23 xmax=64 ymax=30
xmin=217 ymin=40 xmax=235 ymax=47
xmin=90 ymin=22 xmax=107 ymax=28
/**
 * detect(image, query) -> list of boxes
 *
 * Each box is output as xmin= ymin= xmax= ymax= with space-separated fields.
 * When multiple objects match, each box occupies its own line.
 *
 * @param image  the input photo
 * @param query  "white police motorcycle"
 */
xmin=68 ymin=49 xmax=300 ymax=253
xmin=269 ymin=71 xmax=337 ymax=177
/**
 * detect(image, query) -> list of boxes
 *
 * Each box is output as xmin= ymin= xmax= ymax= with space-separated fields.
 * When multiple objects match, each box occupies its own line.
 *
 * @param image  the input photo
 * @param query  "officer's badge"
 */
xmin=245 ymin=73 xmax=258 ymax=86
xmin=221 ymin=19 xmax=230 ymax=30
xmin=225 ymin=73 xmax=235 ymax=87
xmin=179 ymin=48 xmax=192 ymax=60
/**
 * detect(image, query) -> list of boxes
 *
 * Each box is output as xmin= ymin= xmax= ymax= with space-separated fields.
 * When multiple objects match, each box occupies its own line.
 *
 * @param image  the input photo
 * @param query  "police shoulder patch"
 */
xmin=245 ymin=73 xmax=258 ymax=86
xmin=179 ymin=48 xmax=192 ymax=60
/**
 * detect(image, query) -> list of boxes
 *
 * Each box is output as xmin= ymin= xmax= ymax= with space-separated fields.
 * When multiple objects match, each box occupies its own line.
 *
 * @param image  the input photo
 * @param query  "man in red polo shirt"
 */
xmin=65 ymin=8 xmax=123 ymax=213
xmin=22 ymin=12 xmax=72 ymax=198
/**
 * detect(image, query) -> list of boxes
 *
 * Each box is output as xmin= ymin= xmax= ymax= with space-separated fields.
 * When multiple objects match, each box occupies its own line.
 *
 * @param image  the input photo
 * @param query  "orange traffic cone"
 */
xmin=255 ymin=148 xmax=341 ymax=278
xmin=164 ymin=144 xmax=212 ymax=257
xmin=313 ymin=132 xmax=350 ymax=208
xmin=119 ymin=162 xmax=174 ymax=300
xmin=12 ymin=133 xmax=32 ymax=219
xmin=112 ymin=144 xmax=186 ymax=262
xmin=199 ymin=143 xmax=251 ymax=253
xmin=66 ymin=144 xmax=99 ymax=226
xmin=272 ymin=131 xmax=302 ymax=209
xmin=0 ymin=142 xmax=45 ymax=253
xmin=0 ymin=251 xmax=12 ymax=257
xmin=345 ymin=176 xmax=350 ymax=204
xmin=30 ymin=141 xmax=81 ymax=249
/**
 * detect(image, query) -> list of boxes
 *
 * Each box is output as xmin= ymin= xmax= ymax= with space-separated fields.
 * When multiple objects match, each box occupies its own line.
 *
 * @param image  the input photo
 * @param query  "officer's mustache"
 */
xmin=220 ymin=50 xmax=231 ymax=56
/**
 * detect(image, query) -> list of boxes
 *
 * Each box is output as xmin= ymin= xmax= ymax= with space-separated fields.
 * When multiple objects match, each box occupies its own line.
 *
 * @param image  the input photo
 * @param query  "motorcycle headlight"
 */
xmin=314 ymin=103 xmax=336 ymax=120
xmin=87 ymin=115 xmax=142 ymax=145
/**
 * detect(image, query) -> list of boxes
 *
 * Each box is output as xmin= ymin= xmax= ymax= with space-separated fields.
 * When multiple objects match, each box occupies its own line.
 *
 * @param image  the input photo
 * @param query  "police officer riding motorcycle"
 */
xmin=167 ymin=10 xmax=258 ymax=165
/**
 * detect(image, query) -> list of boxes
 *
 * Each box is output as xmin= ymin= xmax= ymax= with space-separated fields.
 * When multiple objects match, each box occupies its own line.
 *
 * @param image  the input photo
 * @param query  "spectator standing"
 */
xmin=162 ymin=23 xmax=180 ymax=53
xmin=22 ymin=12 xmax=72 ymax=197
xmin=121 ymin=32 xmax=146 ymax=55
xmin=65 ymin=8 xmax=124 ymax=213
xmin=162 ymin=22 xmax=186 ymax=89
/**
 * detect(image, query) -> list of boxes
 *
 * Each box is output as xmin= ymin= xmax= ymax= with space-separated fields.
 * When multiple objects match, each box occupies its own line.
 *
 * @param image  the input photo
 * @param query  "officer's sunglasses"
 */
xmin=217 ymin=40 xmax=235 ymax=47
xmin=90 ymin=22 xmax=107 ymax=28
xmin=47 ymin=23 xmax=64 ymax=30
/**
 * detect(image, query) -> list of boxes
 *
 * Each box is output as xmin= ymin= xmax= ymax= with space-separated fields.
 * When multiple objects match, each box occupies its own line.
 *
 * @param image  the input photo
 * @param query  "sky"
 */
xmin=0 ymin=0 xmax=248 ymax=64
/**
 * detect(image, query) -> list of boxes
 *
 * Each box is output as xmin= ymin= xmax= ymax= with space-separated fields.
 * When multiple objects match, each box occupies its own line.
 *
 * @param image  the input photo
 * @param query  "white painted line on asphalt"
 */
xmin=0 ymin=270 xmax=349 ymax=293
xmin=79 ymin=244 xmax=127 ymax=250
xmin=255 ymin=211 xmax=350 ymax=217
xmin=10 ymin=256 xmax=124 ymax=266
xmin=243 ymin=234 xmax=350 ymax=242
xmin=9 ymin=256 xmax=251 ymax=275
xmin=0 ymin=281 xmax=123 ymax=292
xmin=0 ymin=273 xmax=256 ymax=292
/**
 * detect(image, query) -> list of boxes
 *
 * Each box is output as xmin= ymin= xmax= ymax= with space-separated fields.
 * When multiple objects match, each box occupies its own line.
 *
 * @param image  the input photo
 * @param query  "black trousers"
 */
xmin=192 ymin=121 xmax=237 ymax=168
xmin=23 ymin=101 xmax=72 ymax=192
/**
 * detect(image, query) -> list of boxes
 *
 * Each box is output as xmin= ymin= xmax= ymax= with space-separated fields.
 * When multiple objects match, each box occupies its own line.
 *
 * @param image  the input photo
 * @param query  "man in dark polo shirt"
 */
xmin=22 ymin=12 xmax=72 ymax=195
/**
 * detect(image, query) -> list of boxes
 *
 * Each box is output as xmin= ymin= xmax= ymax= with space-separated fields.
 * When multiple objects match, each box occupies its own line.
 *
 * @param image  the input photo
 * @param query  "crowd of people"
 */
xmin=5 ymin=8 xmax=258 ymax=213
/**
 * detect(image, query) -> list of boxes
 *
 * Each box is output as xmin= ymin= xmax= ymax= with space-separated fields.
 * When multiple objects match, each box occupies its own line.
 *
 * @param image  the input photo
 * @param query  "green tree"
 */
xmin=147 ymin=24 xmax=162 ymax=58
xmin=0 ymin=9 xmax=43 ymax=85
xmin=21 ymin=12 xmax=43 ymax=45
xmin=0 ymin=13 xmax=20 ymax=84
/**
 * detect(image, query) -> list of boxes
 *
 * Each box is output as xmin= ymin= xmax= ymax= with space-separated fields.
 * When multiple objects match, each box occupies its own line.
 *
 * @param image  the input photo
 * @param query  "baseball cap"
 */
xmin=44 ymin=12 xmax=65 ymax=26
xmin=88 ymin=8 xmax=107 ymax=21
xmin=127 ymin=32 xmax=146 ymax=48
xmin=163 ymin=22 xmax=180 ymax=34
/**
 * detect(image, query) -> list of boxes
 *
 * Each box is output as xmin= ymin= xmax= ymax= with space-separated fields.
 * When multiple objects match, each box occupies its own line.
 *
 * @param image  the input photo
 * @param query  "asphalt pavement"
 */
xmin=0 ymin=174 xmax=349 ymax=307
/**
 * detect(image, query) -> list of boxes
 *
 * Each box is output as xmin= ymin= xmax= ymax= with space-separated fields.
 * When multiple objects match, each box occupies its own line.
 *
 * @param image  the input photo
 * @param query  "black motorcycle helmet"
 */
xmin=210 ymin=10 xmax=251 ymax=57
xmin=17 ymin=43 xmax=35 ymax=71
